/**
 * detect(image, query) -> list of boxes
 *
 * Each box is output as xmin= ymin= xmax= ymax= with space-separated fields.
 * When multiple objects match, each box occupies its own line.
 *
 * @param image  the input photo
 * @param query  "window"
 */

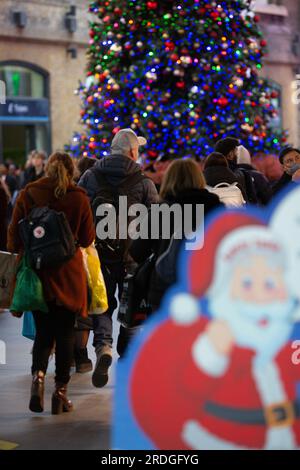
xmin=0 ymin=65 xmax=45 ymax=99
xmin=267 ymin=80 xmax=282 ymax=130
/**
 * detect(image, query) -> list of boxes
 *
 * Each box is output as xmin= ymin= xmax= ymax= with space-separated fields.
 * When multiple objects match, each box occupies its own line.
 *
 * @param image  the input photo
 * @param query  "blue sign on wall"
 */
xmin=0 ymin=98 xmax=49 ymax=122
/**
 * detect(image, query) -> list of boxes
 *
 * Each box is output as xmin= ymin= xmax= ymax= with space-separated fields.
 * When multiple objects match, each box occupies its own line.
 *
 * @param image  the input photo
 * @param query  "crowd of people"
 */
xmin=1 ymin=129 xmax=300 ymax=415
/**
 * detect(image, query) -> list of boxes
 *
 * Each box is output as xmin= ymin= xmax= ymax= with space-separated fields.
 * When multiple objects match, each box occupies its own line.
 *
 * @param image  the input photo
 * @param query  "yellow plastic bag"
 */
xmin=82 ymin=244 xmax=108 ymax=314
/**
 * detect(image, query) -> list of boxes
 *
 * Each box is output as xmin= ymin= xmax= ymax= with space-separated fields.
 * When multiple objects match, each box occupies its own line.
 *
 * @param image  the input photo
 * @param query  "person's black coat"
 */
xmin=0 ymin=185 xmax=8 ymax=250
xmin=130 ymin=188 xmax=222 ymax=311
xmin=272 ymin=172 xmax=293 ymax=196
xmin=22 ymin=166 xmax=45 ymax=188
xmin=237 ymin=163 xmax=272 ymax=206
xmin=204 ymin=165 xmax=247 ymax=201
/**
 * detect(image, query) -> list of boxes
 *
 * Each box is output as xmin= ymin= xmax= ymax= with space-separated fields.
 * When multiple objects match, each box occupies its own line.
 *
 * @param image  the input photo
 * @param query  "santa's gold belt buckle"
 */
xmin=264 ymin=401 xmax=295 ymax=428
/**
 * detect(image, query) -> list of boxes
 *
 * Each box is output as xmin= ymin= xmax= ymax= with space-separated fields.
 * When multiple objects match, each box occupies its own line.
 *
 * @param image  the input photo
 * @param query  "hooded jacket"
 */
xmin=78 ymin=153 xmax=158 ymax=206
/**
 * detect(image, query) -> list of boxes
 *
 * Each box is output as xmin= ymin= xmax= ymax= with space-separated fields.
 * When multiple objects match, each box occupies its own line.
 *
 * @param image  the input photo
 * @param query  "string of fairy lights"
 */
xmin=67 ymin=0 xmax=287 ymax=160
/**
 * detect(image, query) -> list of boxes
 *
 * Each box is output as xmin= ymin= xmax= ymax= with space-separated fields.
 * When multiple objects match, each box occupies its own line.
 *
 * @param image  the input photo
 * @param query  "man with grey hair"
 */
xmin=79 ymin=128 xmax=158 ymax=388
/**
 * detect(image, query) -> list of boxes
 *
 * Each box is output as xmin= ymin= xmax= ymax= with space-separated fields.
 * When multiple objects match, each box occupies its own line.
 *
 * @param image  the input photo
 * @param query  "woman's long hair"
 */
xmin=160 ymin=158 xmax=206 ymax=200
xmin=46 ymin=152 xmax=75 ymax=199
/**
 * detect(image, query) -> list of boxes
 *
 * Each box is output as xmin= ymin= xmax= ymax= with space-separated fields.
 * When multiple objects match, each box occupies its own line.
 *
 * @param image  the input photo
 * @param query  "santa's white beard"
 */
xmin=208 ymin=288 xmax=295 ymax=362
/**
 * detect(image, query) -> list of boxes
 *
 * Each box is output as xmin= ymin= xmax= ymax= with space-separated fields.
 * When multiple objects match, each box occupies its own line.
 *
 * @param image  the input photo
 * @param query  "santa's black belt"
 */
xmin=204 ymin=401 xmax=300 ymax=427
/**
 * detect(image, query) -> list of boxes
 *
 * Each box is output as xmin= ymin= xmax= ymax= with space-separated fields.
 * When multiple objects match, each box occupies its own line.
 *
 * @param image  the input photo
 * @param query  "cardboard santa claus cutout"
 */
xmin=113 ymin=201 xmax=300 ymax=450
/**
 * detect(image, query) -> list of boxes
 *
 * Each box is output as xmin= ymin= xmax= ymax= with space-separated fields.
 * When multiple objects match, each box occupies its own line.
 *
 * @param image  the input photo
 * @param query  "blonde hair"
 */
xmin=160 ymin=159 xmax=206 ymax=200
xmin=46 ymin=152 xmax=75 ymax=199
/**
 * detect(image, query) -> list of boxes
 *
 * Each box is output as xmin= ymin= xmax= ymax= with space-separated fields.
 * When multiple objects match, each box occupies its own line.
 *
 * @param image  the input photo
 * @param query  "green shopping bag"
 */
xmin=10 ymin=255 xmax=48 ymax=313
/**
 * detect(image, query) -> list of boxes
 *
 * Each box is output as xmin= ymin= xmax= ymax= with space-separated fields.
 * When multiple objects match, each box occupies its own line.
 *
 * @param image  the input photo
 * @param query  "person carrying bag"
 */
xmin=7 ymin=152 xmax=95 ymax=415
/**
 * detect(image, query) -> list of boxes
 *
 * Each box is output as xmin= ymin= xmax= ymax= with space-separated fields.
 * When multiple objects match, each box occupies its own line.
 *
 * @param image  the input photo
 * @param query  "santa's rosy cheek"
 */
xmin=272 ymin=288 xmax=288 ymax=301
xmin=264 ymin=279 xmax=287 ymax=300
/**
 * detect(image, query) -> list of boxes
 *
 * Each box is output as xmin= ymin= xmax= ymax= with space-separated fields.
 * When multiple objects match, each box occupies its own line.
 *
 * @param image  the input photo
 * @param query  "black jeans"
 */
xmin=93 ymin=261 xmax=136 ymax=356
xmin=32 ymin=303 xmax=76 ymax=384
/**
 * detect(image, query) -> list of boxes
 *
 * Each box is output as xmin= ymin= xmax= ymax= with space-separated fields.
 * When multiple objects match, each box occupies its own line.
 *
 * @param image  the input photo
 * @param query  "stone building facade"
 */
xmin=0 ymin=0 xmax=90 ymax=164
xmin=255 ymin=0 xmax=300 ymax=147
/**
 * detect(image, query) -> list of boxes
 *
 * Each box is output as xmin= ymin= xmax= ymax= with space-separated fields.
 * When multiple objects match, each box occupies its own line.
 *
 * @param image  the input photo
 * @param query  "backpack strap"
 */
xmin=214 ymin=182 xmax=232 ymax=189
xmin=120 ymin=171 xmax=146 ymax=192
xmin=24 ymin=190 xmax=36 ymax=217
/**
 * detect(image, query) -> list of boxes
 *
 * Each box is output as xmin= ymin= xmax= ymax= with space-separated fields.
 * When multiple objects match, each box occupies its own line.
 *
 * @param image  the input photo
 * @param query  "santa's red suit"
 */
xmin=130 ymin=316 xmax=300 ymax=450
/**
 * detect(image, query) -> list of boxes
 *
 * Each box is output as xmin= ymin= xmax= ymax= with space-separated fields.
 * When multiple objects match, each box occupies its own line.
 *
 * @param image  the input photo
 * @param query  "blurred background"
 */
xmin=0 ymin=0 xmax=299 ymax=166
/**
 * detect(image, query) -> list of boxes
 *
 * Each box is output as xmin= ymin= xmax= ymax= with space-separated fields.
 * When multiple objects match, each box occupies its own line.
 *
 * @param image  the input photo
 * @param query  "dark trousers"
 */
xmin=32 ymin=303 xmax=76 ymax=384
xmin=93 ymin=262 xmax=135 ymax=356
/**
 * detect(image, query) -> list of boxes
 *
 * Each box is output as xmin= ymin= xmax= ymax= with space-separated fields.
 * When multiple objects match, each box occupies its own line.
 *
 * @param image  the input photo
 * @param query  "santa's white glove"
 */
xmin=192 ymin=320 xmax=234 ymax=377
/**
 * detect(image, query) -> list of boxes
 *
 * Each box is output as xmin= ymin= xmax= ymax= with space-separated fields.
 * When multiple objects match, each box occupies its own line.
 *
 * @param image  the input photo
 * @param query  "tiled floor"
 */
xmin=0 ymin=311 xmax=116 ymax=450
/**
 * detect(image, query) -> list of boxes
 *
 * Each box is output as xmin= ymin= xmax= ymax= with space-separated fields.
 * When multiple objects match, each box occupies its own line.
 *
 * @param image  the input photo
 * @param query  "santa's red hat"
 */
xmin=187 ymin=212 xmax=264 ymax=297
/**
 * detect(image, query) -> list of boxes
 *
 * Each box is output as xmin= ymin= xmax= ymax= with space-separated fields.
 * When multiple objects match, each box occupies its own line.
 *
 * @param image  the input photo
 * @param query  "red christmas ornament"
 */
xmin=165 ymin=41 xmax=175 ymax=51
xmin=148 ymin=149 xmax=158 ymax=158
xmin=210 ymin=11 xmax=219 ymax=20
xmin=147 ymin=1 xmax=158 ymax=9
xmin=218 ymin=97 xmax=229 ymax=108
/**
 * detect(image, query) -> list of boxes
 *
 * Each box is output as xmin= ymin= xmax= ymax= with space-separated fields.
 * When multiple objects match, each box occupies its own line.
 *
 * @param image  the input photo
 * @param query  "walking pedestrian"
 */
xmin=78 ymin=128 xmax=158 ymax=387
xmin=8 ymin=152 xmax=95 ymax=414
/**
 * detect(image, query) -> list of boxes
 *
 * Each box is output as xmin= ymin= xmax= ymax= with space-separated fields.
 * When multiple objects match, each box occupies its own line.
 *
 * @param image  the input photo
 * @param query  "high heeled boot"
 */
xmin=29 ymin=371 xmax=45 ymax=413
xmin=51 ymin=383 xmax=73 ymax=415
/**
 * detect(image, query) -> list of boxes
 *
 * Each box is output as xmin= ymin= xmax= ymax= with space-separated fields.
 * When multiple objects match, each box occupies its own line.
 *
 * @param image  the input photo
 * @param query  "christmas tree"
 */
xmin=67 ymin=0 xmax=287 ymax=161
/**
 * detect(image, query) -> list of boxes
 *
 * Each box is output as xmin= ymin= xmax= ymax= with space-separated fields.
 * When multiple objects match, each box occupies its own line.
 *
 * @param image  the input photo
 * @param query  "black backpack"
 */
xmin=92 ymin=170 xmax=146 ymax=263
xmin=117 ymin=254 xmax=156 ymax=328
xmin=18 ymin=193 xmax=76 ymax=270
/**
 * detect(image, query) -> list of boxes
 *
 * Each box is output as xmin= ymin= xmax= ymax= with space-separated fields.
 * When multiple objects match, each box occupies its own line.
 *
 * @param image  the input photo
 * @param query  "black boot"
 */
xmin=29 ymin=371 xmax=45 ymax=413
xmin=74 ymin=347 xmax=93 ymax=374
xmin=51 ymin=383 xmax=73 ymax=415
